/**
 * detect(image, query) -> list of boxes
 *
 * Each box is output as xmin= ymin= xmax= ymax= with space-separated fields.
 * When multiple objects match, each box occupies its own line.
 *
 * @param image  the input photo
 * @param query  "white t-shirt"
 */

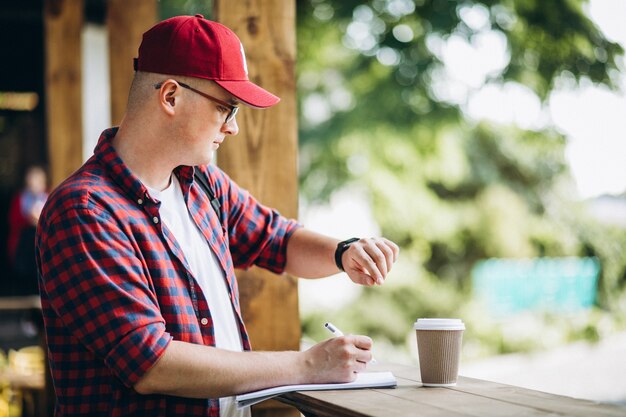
xmin=147 ymin=175 xmax=249 ymax=417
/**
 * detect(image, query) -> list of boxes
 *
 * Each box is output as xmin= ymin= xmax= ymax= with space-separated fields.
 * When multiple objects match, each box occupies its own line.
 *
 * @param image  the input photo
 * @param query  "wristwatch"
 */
xmin=334 ymin=238 xmax=360 ymax=271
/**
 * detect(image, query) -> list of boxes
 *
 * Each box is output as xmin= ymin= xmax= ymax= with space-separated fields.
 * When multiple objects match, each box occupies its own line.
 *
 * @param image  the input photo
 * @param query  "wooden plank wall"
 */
xmin=107 ymin=0 xmax=157 ymax=125
xmin=213 ymin=0 xmax=300 ymax=351
xmin=214 ymin=1 xmax=300 ymax=416
xmin=44 ymin=0 xmax=84 ymax=188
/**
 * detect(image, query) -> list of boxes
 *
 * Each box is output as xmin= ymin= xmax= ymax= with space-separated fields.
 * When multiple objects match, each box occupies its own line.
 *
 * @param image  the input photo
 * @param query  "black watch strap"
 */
xmin=334 ymin=238 xmax=359 ymax=271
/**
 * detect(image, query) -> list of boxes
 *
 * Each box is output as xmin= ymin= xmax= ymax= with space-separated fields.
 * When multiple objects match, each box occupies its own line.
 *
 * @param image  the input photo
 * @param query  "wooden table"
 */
xmin=277 ymin=363 xmax=626 ymax=417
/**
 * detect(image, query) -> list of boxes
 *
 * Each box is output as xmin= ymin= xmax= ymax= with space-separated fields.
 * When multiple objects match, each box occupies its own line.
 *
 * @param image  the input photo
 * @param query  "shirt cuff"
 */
xmin=104 ymin=322 xmax=172 ymax=387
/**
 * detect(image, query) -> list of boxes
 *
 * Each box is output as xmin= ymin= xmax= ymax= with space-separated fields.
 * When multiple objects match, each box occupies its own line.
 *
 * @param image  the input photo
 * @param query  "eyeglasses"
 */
xmin=154 ymin=80 xmax=239 ymax=124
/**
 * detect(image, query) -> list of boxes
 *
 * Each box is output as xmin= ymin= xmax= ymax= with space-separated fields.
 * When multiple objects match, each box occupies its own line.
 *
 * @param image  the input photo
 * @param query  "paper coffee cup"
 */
xmin=414 ymin=318 xmax=465 ymax=387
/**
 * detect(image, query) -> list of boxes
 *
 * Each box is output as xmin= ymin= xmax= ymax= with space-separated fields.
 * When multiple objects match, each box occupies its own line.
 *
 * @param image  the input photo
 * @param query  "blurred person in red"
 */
xmin=7 ymin=164 xmax=48 ymax=295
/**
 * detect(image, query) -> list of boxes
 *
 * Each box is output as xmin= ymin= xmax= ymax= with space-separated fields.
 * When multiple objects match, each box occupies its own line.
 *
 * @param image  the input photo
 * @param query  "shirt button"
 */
xmin=200 ymin=318 xmax=209 ymax=326
xmin=137 ymin=198 xmax=143 ymax=205
xmin=153 ymin=216 xmax=159 ymax=224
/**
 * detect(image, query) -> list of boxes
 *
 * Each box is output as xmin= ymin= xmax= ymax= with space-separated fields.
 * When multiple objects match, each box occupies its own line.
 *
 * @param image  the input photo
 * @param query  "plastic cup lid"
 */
xmin=414 ymin=318 xmax=465 ymax=330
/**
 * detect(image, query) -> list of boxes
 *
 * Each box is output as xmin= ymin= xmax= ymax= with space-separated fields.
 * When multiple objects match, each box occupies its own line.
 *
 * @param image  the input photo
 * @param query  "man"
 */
xmin=36 ymin=15 xmax=398 ymax=417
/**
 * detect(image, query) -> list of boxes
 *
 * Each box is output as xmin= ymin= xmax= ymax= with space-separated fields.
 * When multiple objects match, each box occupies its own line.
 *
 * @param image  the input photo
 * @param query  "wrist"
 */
xmin=255 ymin=350 xmax=310 ymax=387
xmin=334 ymin=238 xmax=359 ymax=271
xmin=296 ymin=349 xmax=318 ymax=384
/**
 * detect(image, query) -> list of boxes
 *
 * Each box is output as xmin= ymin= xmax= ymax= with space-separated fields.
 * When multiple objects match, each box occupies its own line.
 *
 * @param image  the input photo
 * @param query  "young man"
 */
xmin=36 ymin=15 xmax=398 ymax=417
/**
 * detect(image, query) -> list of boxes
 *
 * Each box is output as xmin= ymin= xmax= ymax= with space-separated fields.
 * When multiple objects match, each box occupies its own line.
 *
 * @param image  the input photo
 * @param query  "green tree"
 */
xmin=296 ymin=0 xmax=626 ymax=354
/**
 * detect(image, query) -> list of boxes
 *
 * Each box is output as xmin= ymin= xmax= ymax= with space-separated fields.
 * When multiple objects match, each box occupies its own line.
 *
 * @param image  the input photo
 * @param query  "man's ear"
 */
xmin=157 ymin=79 xmax=180 ymax=115
xmin=165 ymin=89 xmax=176 ymax=106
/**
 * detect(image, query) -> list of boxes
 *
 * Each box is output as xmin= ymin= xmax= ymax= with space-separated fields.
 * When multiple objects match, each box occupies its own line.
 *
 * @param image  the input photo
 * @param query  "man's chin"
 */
xmin=192 ymin=151 xmax=215 ymax=166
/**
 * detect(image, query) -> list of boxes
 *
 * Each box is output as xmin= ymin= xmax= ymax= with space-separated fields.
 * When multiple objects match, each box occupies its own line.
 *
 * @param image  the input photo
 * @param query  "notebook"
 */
xmin=235 ymin=371 xmax=397 ymax=408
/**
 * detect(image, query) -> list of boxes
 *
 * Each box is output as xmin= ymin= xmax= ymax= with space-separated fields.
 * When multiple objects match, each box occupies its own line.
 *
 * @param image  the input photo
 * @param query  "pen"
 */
xmin=324 ymin=322 xmax=344 ymax=337
xmin=324 ymin=322 xmax=377 ymax=363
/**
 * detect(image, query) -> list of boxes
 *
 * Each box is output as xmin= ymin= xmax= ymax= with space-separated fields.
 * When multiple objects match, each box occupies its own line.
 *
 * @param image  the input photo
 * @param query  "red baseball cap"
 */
xmin=134 ymin=14 xmax=280 ymax=108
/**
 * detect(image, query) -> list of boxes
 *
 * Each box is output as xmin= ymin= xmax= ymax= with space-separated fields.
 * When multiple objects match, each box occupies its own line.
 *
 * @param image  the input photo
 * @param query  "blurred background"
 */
xmin=295 ymin=0 xmax=626 ymax=407
xmin=1 ymin=0 xmax=625 ymax=415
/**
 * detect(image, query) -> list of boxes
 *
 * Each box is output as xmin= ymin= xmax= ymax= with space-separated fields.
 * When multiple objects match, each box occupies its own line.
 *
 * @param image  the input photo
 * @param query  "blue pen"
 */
xmin=324 ymin=322 xmax=377 ymax=363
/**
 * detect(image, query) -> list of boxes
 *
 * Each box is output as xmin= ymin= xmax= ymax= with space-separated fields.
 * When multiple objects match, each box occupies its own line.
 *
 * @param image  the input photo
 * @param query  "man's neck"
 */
xmin=112 ymin=117 xmax=176 ymax=191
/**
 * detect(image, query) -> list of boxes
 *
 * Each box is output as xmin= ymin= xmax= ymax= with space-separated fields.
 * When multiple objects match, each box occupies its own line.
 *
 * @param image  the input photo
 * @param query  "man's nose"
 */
xmin=222 ymin=117 xmax=239 ymax=136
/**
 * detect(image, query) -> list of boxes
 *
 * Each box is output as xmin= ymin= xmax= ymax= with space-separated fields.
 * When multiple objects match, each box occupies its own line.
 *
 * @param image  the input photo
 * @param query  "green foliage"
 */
xmin=297 ymin=0 xmax=622 ymax=201
xmin=159 ymin=0 xmax=212 ymax=20
xmin=503 ymin=0 xmax=623 ymax=98
xmin=297 ymin=0 xmax=626 ymax=355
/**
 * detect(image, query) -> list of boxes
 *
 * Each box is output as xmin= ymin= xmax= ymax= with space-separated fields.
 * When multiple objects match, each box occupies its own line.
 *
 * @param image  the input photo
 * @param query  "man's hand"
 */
xmin=284 ymin=229 xmax=400 ymax=283
xmin=301 ymin=335 xmax=373 ymax=384
xmin=341 ymin=238 xmax=399 ymax=286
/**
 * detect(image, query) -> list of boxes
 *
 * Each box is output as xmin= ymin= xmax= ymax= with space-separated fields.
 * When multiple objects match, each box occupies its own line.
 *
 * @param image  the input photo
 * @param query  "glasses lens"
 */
xmin=226 ymin=107 xmax=239 ymax=124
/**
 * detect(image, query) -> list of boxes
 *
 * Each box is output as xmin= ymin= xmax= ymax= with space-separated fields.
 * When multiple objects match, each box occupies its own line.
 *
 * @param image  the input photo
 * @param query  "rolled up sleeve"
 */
xmin=38 ymin=204 xmax=171 ymax=386
xmin=211 ymin=167 xmax=301 ymax=273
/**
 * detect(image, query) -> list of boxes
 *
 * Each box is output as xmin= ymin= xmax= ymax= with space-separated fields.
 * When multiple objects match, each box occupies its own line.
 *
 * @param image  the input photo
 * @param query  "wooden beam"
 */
xmin=107 ymin=0 xmax=157 ymax=125
xmin=212 ymin=4 xmax=300 ymax=415
xmin=44 ymin=0 xmax=84 ymax=188
xmin=214 ymin=0 xmax=299 ymax=346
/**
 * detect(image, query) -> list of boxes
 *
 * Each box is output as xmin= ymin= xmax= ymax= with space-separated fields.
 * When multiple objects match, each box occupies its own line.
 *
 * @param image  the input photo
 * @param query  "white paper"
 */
xmin=235 ymin=371 xmax=397 ymax=409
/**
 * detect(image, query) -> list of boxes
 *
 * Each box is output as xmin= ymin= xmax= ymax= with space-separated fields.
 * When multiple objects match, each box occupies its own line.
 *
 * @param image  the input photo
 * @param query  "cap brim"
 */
xmin=215 ymin=80 xmax=280 ymax=108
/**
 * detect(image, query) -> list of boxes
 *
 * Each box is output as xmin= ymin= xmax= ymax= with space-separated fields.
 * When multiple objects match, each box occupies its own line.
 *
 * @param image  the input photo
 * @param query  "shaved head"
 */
xmin=126 ymin=72 xmax=163 ymax=113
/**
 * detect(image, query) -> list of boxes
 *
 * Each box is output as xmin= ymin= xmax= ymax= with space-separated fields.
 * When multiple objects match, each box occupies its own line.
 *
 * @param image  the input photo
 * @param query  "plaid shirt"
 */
xmin=36 ymin=128 xmax=300 ymax=416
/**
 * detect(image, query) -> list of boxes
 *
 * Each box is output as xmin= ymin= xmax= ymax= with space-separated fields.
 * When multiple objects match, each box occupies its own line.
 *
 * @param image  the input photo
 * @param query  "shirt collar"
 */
xmin=94 ymin=127 xmax=196 ymax=203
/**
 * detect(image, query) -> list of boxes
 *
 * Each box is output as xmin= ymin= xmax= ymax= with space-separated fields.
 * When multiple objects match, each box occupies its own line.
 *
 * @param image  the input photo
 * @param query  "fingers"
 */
xmin=343 ymin=237 xmax=400 ymax=286
xmin=362 ymin=244 xmax=388 ymax=281
xmin=350 ymin=335 xmax=373 ymax=366
xmin=374 ymin=241 xmax=393 ymax=275
xmin=353 ymin=246 xmax=384 ymax=284
xmin=336 ymin=335 xmax=372 ymax=371
xmin=306 ymin=335 xmax=373 ymax=383
xmin=351 ymin=335 xmax=373 ymax=351
xmin=381 ymin=237 xmax=399 ymax=266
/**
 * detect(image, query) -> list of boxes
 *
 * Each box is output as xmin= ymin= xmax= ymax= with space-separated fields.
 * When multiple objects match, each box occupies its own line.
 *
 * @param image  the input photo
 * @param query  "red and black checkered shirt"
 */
xmin=36 ymin=128 xmax=300 ymax=416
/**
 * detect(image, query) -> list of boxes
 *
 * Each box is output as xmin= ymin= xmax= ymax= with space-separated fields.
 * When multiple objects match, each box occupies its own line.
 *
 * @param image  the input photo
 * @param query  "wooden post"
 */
xmin=213 ymin=1 xmax=300 ymax=416
xmin=44 ymin=0 xmax=84 ymax=188
xmin=107 ymin=0 xmax=157 ymax=125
